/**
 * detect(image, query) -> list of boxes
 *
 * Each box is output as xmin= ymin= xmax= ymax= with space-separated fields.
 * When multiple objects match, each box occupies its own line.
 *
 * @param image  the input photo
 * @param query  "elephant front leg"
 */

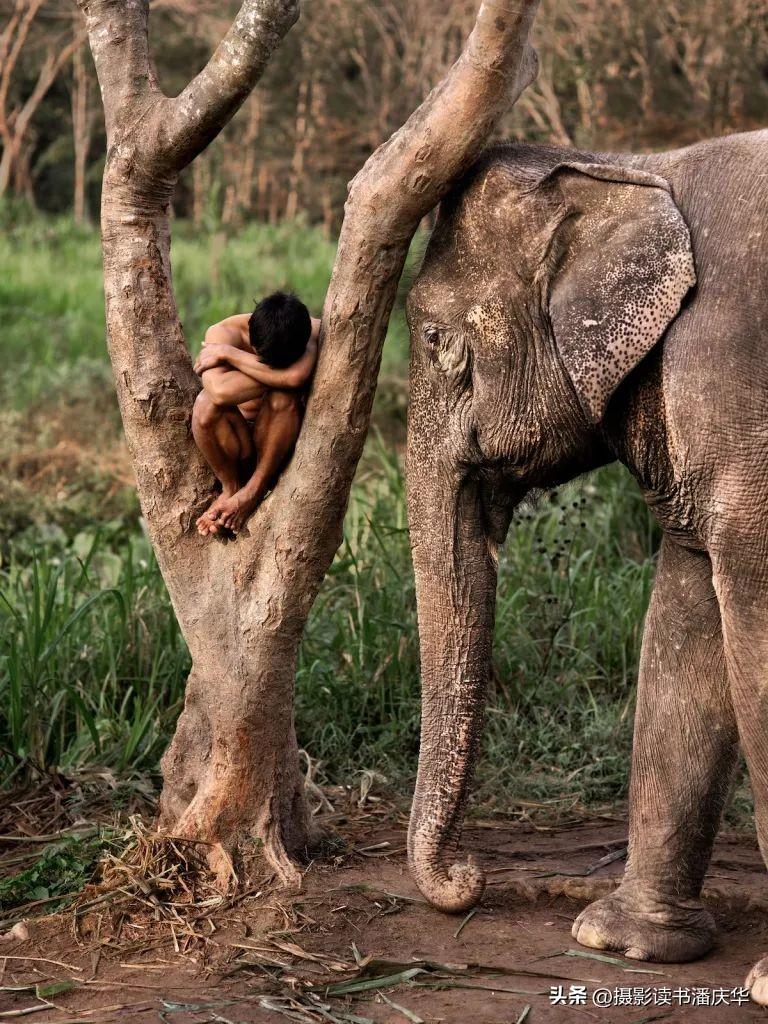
xmin=574 ymin=537 xmax=738 ymax=962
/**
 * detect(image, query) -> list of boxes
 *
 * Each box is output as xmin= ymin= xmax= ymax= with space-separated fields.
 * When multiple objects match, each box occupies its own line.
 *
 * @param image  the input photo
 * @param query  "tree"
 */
xmin=77 ymin=0 xmax=542 ymax=886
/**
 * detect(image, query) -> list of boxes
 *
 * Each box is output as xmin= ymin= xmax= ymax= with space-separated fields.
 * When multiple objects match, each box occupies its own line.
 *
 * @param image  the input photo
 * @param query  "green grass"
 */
xmin=0 ymin=533 xmax=188 ymax=780
xmin=0 ymin=209 xmax=664 ymax=815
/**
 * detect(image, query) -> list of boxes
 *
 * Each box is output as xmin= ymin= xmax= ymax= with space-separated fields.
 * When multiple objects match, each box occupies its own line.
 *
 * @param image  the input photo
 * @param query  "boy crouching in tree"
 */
xmin=192 ymin=291 xmax=319 ymax=536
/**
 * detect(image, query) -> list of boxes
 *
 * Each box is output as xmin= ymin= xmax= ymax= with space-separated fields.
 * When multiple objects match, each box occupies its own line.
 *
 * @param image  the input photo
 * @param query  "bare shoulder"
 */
xmin=220 ymin=312 xmax=252 ymax=340
xmin=206 ymin=313 xmax=252 ymax=350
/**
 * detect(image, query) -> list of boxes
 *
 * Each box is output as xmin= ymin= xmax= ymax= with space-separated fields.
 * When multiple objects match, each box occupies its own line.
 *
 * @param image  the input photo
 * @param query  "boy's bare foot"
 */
xmin=211 ymin=489 xmax=261 ymax=534
xmin=197 ymin=492 xmax=236 ymax=536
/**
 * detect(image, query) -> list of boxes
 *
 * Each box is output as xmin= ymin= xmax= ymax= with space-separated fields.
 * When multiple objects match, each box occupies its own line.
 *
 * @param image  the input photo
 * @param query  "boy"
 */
xmin=192 ymin=291 xmax=319 ymax=536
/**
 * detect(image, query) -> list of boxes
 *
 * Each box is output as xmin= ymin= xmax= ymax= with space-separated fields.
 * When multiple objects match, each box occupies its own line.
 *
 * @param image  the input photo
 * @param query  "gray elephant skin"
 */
xmin=405 ymin=128 xmax=768 ymax=1000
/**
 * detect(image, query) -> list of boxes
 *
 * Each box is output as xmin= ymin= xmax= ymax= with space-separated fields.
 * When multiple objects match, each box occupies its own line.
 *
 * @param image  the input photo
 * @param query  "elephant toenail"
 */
xmin=749 ymin=976 xmax=768 ymax=1006
xmin=625 ymin=947 xmax=649 ymax=960
xmin=576 ymin=923 xmax=607 ymax=950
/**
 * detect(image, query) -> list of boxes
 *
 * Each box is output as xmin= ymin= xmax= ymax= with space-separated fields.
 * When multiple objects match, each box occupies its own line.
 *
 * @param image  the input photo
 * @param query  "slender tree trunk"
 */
xmin=72 ymin=32 xmax=91 ymax=223
xmin=14 ymin=136 xmax=35 ymax=203
xmin=231 ymin=97 xmax=262 ymax=225
xmin=256 ymin=161 xmax=270 ymax=221
xmin=284 ymin=55 xmax=310 ymax=221
xmin=78 ymin=0 xmax=542 ymax=889
xmin=192 ymin=158 xmax=211 ymax=227
xmin=0 ymin=139 xmax=18 ymax=195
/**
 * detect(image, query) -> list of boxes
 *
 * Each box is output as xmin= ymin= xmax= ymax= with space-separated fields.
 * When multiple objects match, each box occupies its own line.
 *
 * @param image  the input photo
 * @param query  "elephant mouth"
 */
xmin=478 ymin=471 xmax=524 ymax=544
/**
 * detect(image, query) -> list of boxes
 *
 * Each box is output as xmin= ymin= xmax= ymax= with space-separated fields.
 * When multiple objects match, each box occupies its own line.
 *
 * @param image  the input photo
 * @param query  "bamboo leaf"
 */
xmin=563 ymin=949 xmax=666 ymax=975
xmin=35 ymin=980 xmax=79 ymax=998
xmin=326 ymin=967 xmax=424 ymax=996
xmin=379 ymin=992 xmax=424 ymax=1023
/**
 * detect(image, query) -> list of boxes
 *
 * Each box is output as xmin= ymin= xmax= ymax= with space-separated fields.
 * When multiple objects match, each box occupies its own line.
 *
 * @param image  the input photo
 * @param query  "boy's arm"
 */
xmin=196 ymin=318 xmax=259 ymax=406
xmin=195 ymin=337 xmax=318 ymax=390
xmin=201 ymin=366 xmax=264 ymax=407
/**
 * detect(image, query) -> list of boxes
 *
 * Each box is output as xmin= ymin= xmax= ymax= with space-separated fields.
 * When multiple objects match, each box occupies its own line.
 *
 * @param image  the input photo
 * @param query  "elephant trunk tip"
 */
xmin=410 ymin=847 xmax=486 ymax=914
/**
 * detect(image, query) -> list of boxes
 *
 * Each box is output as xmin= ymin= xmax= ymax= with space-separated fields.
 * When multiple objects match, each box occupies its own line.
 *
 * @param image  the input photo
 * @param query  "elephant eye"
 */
xmin=423 ymin=324 xmax=441 ymax=345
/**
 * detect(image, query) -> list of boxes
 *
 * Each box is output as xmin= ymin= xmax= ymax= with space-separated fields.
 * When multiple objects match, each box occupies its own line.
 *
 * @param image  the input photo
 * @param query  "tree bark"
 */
xmin=78 ymin=0 xmax=541 ymax=888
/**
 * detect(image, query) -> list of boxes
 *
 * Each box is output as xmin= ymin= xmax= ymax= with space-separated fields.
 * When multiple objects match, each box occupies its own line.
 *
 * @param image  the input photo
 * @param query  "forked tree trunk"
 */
xmin=77 ymin=0 xmax=541 ymax=887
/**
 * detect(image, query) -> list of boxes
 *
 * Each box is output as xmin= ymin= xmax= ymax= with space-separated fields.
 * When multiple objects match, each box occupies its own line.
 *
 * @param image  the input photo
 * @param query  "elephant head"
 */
xmin=405 ymin=144 xmax=695 ymax=912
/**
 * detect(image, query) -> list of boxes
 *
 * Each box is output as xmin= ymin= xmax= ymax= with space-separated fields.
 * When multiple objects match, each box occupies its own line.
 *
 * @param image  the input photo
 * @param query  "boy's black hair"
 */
xmin=249 ymin=291 xmax=311 ymax=369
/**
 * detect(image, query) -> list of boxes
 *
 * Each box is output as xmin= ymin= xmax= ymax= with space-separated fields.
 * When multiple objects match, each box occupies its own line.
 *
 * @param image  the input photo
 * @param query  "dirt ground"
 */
xmin=2 ymin=813 xmax=768 ymax=1024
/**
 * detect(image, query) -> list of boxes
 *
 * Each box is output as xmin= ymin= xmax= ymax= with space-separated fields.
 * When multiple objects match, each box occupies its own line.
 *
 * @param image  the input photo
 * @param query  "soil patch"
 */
xmin=1 ymin=815 xmax=766 ymax=1023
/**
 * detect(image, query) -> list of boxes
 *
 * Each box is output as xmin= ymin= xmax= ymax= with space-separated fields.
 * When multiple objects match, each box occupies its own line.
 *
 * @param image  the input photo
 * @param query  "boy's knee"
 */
xmin=192 ymin=389 xmax=220 ymax=428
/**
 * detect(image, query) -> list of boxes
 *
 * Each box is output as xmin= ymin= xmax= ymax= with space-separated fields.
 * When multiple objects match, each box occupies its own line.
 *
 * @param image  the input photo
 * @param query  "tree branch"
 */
xmin=75 ymin=0 xmax=158 ymax=139
xmin=0 ymin=0 xmax=46 ymax=128
xmin=160 ymin=0 xmax=300 ymax=170
xmin=11 ymin=27 xmax=87 ymax=146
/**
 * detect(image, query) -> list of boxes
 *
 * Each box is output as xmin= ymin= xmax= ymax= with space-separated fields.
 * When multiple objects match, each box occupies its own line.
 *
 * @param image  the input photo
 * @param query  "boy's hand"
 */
xmin=194 ymin=344 xmax=232 ymax=375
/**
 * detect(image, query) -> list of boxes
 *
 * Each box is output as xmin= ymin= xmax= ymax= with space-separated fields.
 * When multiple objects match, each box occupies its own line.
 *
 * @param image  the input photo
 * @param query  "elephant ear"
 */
xmin=545 ymin=162 xmax=696 ymax=424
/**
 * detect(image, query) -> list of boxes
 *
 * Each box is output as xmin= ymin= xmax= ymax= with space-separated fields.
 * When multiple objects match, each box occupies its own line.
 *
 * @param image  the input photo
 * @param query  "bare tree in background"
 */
xmin=5 ymin=0 xmax=767 ymax=219
xmin=77 ymin=0 xmax=542 ymax=882
xmin=0 ymin=0 xmax=84 ymax=196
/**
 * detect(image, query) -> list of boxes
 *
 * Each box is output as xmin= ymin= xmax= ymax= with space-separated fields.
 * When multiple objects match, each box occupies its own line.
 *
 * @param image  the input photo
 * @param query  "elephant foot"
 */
xmin=572 ymin=885 xmax=716 ymax=963
xmin=746 ymin=956 xmax=768 ymax=1005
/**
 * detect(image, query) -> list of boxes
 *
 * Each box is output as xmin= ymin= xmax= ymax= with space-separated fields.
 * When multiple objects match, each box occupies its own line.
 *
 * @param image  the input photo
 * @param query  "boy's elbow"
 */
xmin=289 ymin=365 xmax=312 ymax=389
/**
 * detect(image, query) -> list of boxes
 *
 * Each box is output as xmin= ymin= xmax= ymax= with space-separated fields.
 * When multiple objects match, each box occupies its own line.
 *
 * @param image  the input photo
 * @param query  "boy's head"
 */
xmin=249 ymin=291 xmax=311 ymax=369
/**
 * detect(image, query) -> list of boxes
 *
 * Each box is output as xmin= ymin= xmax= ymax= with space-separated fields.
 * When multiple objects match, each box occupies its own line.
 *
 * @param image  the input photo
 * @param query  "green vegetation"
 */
xmin=0 ymin=831 xmax=112 ymax=915
xmin=1 ymin=211 xmax=661 ymax=815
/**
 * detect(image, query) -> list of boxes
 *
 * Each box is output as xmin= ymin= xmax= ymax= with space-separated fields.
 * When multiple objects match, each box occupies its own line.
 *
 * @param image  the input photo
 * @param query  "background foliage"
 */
xmin=2 ymin=0 xmax=767 ymax=225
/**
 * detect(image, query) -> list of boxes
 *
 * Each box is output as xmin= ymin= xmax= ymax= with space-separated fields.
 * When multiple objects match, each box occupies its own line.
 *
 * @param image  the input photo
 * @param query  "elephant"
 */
xmin=404 ymin=127 xmax=768 ymax=1001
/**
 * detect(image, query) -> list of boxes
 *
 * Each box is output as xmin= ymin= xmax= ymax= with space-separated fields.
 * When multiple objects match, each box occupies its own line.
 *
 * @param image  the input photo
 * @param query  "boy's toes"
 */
xmin=197 ymin=510 xmax=223 ymax=537
xmin=220 ymin=507 xmax=239 ymax=530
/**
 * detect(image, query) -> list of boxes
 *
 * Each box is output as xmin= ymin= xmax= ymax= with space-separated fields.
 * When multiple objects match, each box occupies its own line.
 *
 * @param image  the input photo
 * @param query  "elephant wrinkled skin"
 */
xmin=405 ymin=129 xmax=768 ymax=1001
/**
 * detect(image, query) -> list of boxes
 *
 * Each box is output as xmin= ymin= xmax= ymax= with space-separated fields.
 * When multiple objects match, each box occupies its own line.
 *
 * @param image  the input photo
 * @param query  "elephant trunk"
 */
xmin=407 ymin=465 xmax=498 ymax=913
